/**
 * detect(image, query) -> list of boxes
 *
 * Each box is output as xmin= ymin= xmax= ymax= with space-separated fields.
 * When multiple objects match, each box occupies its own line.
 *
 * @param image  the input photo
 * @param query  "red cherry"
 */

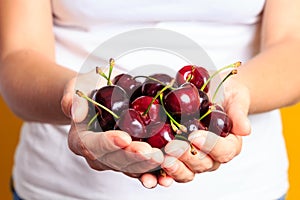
xmin=146 ymin=123 xmax=175 ymax=149
xmin=131 ymin=96 xmax=165 ymax=125
xmin=176 ymin=65 xmax=210 ymax=92
xmin=116 ymin=108 xmax=147 ymax=139
xmin=163 ymin=82 xmax=201 ymax=118
xmin=201 ymin=110 xmax=232 ymax=137
xmin=141 ymin=73 xmax=173 ymax=97
xmin=184 ymin=118 xmax=207 ymax=133
xmin=112 ymin=73 xmax=142 ymax=98
xmin=94 ymin=85 xmax=129 ymax=131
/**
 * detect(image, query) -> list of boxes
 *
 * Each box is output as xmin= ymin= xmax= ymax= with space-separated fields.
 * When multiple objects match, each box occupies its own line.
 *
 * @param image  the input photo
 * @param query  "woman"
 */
xmin=1 ymin=0 xmax=299 ymax=199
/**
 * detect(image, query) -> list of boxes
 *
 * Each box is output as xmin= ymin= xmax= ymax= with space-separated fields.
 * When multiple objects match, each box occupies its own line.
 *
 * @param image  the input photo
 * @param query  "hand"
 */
xmin=61 ymin=71 xmax=165 ymax=188
xmin=160 ymin=78 xmax=251 ymax=183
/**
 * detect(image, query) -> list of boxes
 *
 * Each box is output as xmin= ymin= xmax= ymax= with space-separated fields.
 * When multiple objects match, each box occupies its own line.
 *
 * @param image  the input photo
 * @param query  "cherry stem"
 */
xmin=159 ymin=94 xmax=187 ymax=133
xmin=96 ymin=66 xmax=108 ymax=79
xmin=199 ymin=108 xmax=212 ymax=121
xmin=186 ymin=65 xmax=195 ymax=82
xmin=190 ymin=143 xmax=198 ymax=155
xmin=76 ymin=90 xmax=120 ymax=119
xmin=87 ymin=112 xmax=99 ymax=130
xmin=200 ymin=61 xmax=241 ymax=91
xmin=143 ymin=79 xmax=175 ymax=116
xmin=159 ymin=169 xmax=167 ymax=177
xmin=174 ymin=133 xmax=198 ymax=155
xmin=170 ymin=120 xmax=181 ymax=134
xmin=133 ymin=75 xmax=176 ymax=90
xmin=174 ymin=134 xmax=188 ymax=141
xmin=107 ymin=58 xmax=115 ymax=86
xmin=212 ymin=69 xmax=237 ymax=103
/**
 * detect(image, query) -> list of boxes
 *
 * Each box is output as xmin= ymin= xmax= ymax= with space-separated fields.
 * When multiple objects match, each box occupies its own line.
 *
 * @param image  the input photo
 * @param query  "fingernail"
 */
xmin=113 ymin=131 xmax=131 ymax=147
xmin=71 ymin=100 xmax=78 ymax=120
xmin=164 ymin=141 xmax=188 ymax=158
xmin=163 ymin=157 xmax=178 ymax=173
xmin=188 ymin=131 xmax=206 ymax=148
xmin=165 ymin=146 xmax=185 ymax=158
xmin=192 ymin=136 xmax=206 ymax=147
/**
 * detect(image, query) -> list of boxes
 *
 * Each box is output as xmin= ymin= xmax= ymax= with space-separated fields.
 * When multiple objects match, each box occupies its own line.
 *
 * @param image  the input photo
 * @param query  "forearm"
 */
xmin=0 ymin=49 xmax=76 ymax=124
xmin=236 ymin=38 xmax=300 ymax=114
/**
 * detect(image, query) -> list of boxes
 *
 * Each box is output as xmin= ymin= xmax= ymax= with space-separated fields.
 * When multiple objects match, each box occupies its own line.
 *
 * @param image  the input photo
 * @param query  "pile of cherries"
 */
xmin=77 ymin=58 xmax=240 ymax=150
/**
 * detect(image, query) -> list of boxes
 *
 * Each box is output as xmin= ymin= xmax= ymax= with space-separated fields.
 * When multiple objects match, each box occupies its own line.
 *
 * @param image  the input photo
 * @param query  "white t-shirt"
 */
xmin=13 ymin=0 xmax=289 ymax=199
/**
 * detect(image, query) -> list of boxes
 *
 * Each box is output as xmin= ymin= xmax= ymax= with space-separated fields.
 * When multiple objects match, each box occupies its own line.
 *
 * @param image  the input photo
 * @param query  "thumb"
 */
xmin=71 ymin=94 xmax=89 ymax=123
xmin=227 ymin=102 xmax=251 ymax=136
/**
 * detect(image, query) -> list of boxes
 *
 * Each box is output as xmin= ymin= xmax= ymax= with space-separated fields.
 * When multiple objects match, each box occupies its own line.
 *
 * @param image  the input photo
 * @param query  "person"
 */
xmin=0 ymin=0 xmax=299 ymax=199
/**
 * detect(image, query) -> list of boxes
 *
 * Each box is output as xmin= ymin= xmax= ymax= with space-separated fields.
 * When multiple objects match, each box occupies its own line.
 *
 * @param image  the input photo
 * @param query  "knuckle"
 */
xmin=195 ymin=159 xmax=214 ymax=173
xmin=218 ymin=149 xmax=235 ymax=163
xmin=177 ymin=173 xmax=195 ymax=183
xmin=209 ymin=162 xmax=221 ymax=172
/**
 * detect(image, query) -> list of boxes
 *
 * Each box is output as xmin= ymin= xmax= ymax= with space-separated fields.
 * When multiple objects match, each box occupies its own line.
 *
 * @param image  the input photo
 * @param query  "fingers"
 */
xmin=157 ymin=173 xmax=174 ymax=187
xmin=139 ymin=173 xmax=158 ymax=189
xmin=162 ymin=156 xmax=195 ymax=183
xmin=100 ymin=143 xmax=164 ymax=173
xmin=160 ymin=129 xmax=241 ymax=183
xmin=69 ymin=127 xmax=164 ymax=173
xmin=164 ymin=139 xmax=220 ymax=173
xmin=68 ymin=128 xmax=132 ymax=160
xmin=189 ymin=130 xmax=242 ymax=163
xmin=79 ymin=130 xmax=132 ymax=160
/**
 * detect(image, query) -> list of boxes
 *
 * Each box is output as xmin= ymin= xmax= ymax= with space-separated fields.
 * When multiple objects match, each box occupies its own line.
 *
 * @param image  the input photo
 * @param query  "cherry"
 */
xmin=201 ymin=109 xmax=232 ymax=137
xmin=149 ymin=73 xmax=173 ymax=85
xmin=146 ymin=123 xmax=175 ymax=149
xmin=129 ymin=84 xmax=143 ymax=103
xmin=198 ymin=90 xmax=210 ymax=116
xmin=163 ymin=82 xmax=201 ymax=118
xmin=141 ymin=73 xmax=173 ymax=97
xmin=94 ymin=85 xmax=129 ymax=115
xmin=131 ymin=96 xmax=165 ymax=125
xmin=94 ymin=85 xmax=129 ymax=131
xmin=176 ymin=65 xmax=210 ymax=92
xmin=209 ymin=103 xmax=224 ymax=112
xmin=184 ymin=118 xmax=207 ymax=133
xmin=116 ymin=108 xmax=147 ymax=139
xmin=112 ymin=73 xmax=142 ymax=98
xmin=77 ymin=58 xmax=241 ymax=153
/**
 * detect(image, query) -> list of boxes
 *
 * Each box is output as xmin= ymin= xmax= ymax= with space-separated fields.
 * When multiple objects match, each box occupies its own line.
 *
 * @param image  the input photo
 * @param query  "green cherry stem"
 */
xmin=186 ymin=65 xmax=195 ymax=82
xmin=87 ymin=112 xmax=99 ymax=130
xmin=211 ymin=69 xmax=237 ymax=103
xmin=199 ymin=108 xmax=212 ymax=121
xmin=76 ymin=90 xmax=120 ymax=119
xmin=170 ymin=120 xmax=181 ymax=134
xmin=200 ymin=61 xmax=241 ymax=91
xmin=143 ymin=79 xmax=175 ymax=116
xmin=174 ymin=134 xmax=188 ymax=141
xmin=133 ymin=75 xmax=176 ymax=90
xmin=107 ymin=58 xmax=115 ymax=86
xmin=159 ymin=94 xmax=187 ymax=133
xmin=96 ymin=67 xmax=109 ymax=81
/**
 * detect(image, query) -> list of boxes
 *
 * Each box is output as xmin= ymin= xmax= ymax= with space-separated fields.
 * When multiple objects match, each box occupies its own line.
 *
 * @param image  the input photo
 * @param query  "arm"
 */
xmin=0 ymin=0 xmax=75 ymax=124
xmin=0 ymin=0 xmax=165 ymax=188
xmin=235 ymin=0 xmax=300 ymax=114
xmin=159 ymin=0 xmax=300 ymax=183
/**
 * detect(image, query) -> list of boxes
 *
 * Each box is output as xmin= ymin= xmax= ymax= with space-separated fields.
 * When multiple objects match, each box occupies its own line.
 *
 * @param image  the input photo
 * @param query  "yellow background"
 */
xmin=0 ymin=96 xmax=299 ymax=199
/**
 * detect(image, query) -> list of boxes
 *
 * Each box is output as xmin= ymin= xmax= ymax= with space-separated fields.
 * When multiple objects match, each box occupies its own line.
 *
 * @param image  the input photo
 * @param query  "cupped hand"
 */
xmin=61 ymin=71 xmax=165 ymax=189
xmin=160 ymin=77 xmax=251 ymax=183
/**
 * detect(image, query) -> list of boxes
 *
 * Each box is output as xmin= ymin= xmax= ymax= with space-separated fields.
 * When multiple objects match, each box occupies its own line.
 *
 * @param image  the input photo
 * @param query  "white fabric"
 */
xmin=13 ymin=0 xmax=289 ymax=199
